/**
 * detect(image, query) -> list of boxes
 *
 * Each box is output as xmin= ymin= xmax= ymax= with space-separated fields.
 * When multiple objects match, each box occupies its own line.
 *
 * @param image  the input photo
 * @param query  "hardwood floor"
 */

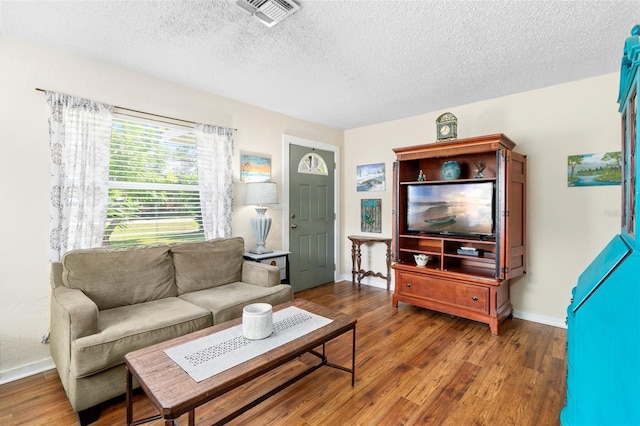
xmin=0 ymin=282 xmax=567 ymax=425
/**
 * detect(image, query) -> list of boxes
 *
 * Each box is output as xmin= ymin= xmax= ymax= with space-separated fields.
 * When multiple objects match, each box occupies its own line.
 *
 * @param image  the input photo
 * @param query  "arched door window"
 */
xmin=298 ymin=152 xmax=328 ymax=175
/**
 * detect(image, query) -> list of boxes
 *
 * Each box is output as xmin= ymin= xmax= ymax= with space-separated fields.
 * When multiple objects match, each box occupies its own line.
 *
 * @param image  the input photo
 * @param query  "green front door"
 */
xmin=288 ymin=144 xmax=335 ymax=292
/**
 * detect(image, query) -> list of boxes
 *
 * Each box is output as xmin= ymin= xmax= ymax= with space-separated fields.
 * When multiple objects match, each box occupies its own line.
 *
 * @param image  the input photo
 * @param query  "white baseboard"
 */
xmin=341 ymin=274 xmax=567 ymax=329
xmin=513 ymin=310 xmax=567 ymax=329
xmin=0 ymin=358 xmax=55 ymax=385
xmin=338 ymin=274 xmax=395 ymax=291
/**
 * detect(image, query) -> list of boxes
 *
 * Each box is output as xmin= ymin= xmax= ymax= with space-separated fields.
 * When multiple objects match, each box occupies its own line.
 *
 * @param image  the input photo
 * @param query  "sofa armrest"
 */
xmin=241 ymin=261 xmax=281 ymax=287
xmin=51 ymin=286 xmax=99 ymax=341
xmin=49 ymin=286 xmax=99 ymax=390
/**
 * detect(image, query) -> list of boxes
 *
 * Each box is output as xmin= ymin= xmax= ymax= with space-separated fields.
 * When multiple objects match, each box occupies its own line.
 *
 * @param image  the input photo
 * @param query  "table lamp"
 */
xmin=245 ymin=182 xmax=278 ymax=254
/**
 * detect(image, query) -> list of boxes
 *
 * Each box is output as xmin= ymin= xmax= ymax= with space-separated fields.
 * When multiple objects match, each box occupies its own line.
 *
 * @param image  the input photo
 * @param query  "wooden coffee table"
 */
xmin=125 ymin=299 xmax=357 ymax=425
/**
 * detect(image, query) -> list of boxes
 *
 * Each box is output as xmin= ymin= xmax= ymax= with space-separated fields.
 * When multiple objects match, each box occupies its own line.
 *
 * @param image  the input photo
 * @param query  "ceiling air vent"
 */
xmin=235 ymin=0 xmax=300 ymax=27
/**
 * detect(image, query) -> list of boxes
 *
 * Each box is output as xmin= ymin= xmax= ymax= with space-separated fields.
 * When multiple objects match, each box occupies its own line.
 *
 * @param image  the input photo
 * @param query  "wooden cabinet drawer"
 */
xmin=397 ymin=273 xmax=489 ymax=314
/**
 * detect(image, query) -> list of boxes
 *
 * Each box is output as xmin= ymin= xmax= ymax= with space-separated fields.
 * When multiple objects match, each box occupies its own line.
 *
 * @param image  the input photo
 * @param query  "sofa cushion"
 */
xmin=179 ymin=281 xmax=294 ymax=324
xmin=71 ymin=297 xmax=212 ymax=378
xmin=171 ymin=238 xmax=244 ymax=294
xmin=62 ymin=244 xmax=176 ymax=310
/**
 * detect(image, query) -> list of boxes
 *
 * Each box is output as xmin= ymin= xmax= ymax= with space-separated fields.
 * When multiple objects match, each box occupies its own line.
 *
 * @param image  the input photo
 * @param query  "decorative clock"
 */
xmin=436 ymin=112 xmax=458 ymax=141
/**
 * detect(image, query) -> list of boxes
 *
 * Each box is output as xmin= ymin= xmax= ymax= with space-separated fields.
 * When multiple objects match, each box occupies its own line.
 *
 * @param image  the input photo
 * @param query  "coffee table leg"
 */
xmin=126 ymin=366 xmax=133 ymax=426
xmin=351 ymin=325 xmax=356 ymax=387
xmin=189 ymin=409 xmax=195 ymax=426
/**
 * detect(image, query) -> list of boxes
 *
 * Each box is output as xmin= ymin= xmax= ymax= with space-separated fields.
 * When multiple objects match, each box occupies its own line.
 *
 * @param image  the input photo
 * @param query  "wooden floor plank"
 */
xmin=0 ymin=281 xmax=566 ymax=425
xmin=410 ymin=360 xmax=482 ymax=425
xmin=370 ymin=396 xmax=420 ymax=426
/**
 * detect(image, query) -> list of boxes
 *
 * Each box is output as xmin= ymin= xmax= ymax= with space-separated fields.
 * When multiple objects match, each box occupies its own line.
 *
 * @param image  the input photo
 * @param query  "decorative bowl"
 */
xmin=441 ymin=161 xmax=461 ymax=180
xmin=414 ymin=254 xmax=429 ymax=267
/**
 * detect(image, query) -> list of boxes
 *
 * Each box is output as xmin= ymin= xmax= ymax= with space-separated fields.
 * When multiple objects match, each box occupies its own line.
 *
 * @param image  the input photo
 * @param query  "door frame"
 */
xmin=282 ymin=134 xmax=341 ymax=282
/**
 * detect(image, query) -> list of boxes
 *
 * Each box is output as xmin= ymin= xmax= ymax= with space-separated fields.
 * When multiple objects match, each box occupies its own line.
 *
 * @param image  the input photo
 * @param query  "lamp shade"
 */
xmin=245 ymin=182 xmax=278 ymax=205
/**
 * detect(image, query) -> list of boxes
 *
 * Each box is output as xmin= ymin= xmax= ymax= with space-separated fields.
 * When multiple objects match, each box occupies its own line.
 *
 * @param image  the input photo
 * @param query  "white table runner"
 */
xmin=164 ymin=306 xmax=333 ymax=382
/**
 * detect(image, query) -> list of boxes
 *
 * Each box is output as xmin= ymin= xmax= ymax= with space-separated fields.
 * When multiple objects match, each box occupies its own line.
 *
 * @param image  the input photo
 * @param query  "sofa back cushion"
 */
xmin=171 ymin=238 xmax=244 ymax=294
xmin=61 ymin=244 xmax=176 ymax=310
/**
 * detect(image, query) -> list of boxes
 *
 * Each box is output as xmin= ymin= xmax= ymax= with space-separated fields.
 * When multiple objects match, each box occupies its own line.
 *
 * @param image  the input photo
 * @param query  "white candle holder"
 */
xmin=242 ymin=303 xmax=273 ymax=340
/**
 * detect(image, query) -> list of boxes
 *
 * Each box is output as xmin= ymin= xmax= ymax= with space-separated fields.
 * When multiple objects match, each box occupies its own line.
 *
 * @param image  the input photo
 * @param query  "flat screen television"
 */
xmin=406 ymin=181 xmax=496 ymax=238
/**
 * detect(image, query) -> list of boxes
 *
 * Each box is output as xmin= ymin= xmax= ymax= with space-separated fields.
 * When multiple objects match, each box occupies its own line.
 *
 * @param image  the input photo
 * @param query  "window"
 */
xmin=298 ymin=152 xmax=328 ymax=175
xmin=104 ymin=114 xmax=205 ymax=247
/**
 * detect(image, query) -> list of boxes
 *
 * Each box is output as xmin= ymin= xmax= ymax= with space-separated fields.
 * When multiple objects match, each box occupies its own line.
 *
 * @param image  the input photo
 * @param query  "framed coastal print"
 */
xmin=356 ymin=162 xmax=385 ymax=192
xmin=240 ymin=153 xmax=271 ymax=182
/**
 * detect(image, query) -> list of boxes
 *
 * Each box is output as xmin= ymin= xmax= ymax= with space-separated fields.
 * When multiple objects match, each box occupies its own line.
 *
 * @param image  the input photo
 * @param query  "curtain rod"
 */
xmin=35 ymin=88 xmax=237 ymax=131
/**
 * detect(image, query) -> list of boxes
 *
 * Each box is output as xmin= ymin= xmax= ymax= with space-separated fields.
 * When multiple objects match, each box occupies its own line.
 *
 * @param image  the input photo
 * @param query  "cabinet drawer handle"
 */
xmin=471 ymin=296 xmax=478 ymax=301
xmin=405 ymin=283 xmax=412 ymax=288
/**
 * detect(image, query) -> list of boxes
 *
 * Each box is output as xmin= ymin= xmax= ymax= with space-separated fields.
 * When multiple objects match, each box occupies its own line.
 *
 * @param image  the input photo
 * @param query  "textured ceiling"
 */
xmin=1 ymin=1 xmax=639 ymax=129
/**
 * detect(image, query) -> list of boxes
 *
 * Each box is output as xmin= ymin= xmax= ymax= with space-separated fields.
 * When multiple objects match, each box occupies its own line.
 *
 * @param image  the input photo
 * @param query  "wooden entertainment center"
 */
xmin=391 ymin=134 xmax=526 ymax=335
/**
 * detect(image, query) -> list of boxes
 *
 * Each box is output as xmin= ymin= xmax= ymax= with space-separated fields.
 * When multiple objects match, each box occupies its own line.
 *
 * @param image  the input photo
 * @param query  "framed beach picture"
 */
xmin=240 ymin=153 xmax=271 ymax=182
xmin=356 ymin=162 xmax=385 ymax=192
xmin=567 ymin=152 xmax=621 ymax=187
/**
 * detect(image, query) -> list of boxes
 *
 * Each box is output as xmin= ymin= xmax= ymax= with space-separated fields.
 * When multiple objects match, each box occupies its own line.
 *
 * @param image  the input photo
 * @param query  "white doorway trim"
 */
xmin=282 ymin=134 xmax=341 ymax=282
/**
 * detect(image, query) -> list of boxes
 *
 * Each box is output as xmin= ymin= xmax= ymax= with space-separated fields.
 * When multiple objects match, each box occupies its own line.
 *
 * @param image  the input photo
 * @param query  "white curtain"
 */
xmin=195 ymin=124 xmax=234 ymax=239
xmin=46 ymin=91 xmax=113 ymax=262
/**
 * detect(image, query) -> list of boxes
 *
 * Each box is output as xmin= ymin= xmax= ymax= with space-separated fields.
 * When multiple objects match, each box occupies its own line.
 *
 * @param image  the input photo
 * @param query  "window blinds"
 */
xmin=104 ymin=115 xmax=205 ymax=247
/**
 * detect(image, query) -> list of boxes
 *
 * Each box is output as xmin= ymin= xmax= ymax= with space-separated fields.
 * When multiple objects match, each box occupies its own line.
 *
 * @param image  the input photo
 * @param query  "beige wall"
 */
xmin=0 ymin=35 xmax=343 ymax=379
xmin=0 ymin=32 xmax=622 ymax=381
xmin=343 ymin=73 xmax=621 ymax=326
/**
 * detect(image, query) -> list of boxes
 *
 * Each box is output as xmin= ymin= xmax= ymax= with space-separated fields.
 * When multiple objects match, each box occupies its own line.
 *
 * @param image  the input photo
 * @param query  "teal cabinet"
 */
xmin=561 ymin=25 xmax=640 ymax=426
xmin=561 ymin=236 xmax=639 ymax=425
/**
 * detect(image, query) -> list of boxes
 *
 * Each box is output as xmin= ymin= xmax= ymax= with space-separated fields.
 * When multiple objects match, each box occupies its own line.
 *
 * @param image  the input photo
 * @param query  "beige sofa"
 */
xmin=49 ymin=237 xmax=293 ymax=424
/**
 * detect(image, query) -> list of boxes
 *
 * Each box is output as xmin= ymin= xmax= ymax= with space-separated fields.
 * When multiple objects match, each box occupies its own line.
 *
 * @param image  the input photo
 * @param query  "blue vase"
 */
xmin=441 ymin=161 xmax=461 ymax=180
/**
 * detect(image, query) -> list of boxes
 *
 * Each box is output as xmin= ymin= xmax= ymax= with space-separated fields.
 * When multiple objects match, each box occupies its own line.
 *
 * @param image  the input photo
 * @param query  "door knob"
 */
xmin=291 ymin=224 xmax=298 ymax=229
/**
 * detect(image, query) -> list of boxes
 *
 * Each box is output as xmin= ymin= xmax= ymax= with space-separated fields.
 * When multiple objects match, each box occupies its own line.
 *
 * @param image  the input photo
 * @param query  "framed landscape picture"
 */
xmin=567 ymin=152 xmax=621 ymax=187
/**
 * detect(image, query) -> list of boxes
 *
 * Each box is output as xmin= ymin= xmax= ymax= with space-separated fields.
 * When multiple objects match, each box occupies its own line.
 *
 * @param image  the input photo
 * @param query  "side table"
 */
xmin=243 ymin=250 xmax=290 ymax=284
xmin=347 ymin=235 xmax=392 ymax=290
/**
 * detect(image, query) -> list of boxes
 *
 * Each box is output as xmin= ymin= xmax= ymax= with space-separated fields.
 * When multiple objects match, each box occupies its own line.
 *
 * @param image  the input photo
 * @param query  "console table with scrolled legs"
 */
xmin=348 ymin=235 xmax=392 ymax=290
